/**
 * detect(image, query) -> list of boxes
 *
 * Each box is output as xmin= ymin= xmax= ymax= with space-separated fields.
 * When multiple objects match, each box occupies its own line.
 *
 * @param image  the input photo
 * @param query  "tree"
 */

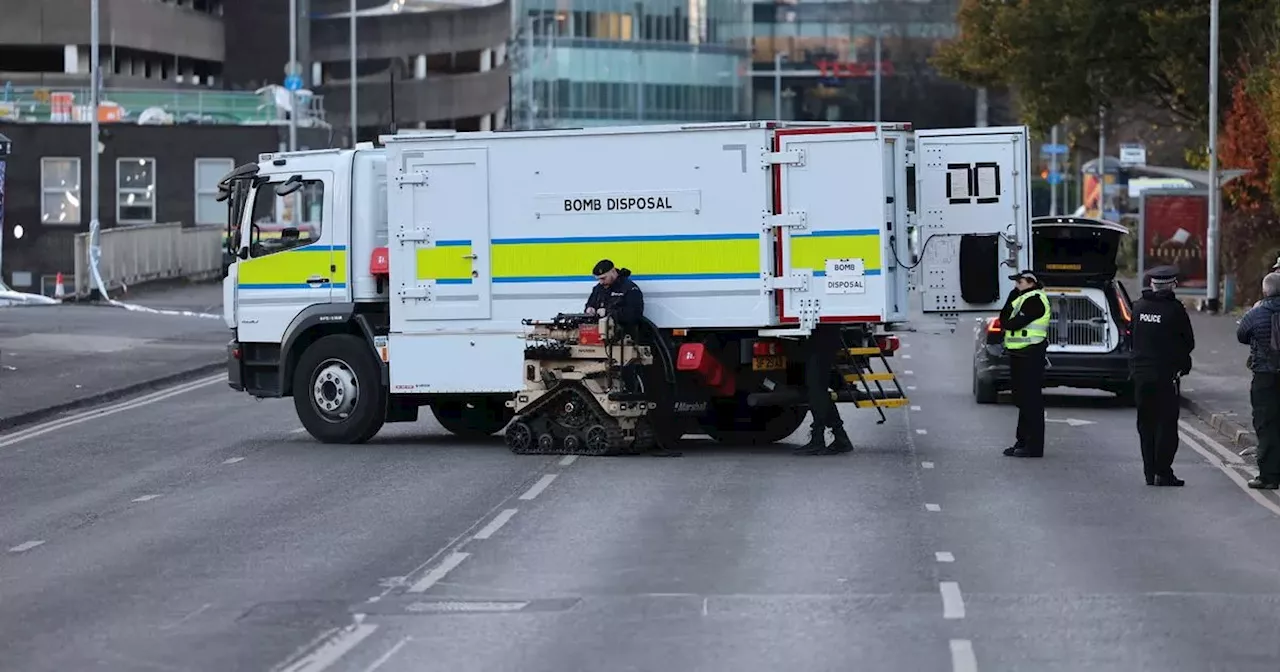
xmin=932 ymin=0 xmax=1274 ymax=132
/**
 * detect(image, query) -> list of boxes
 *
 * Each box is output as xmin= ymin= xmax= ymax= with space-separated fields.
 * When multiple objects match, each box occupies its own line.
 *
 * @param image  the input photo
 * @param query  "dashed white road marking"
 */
xmin=907 ymin=385 xmax=917 ymax=391
xmin=0 ymin=375 xmax=222 ymax=449
xmin=132 ymin=494 xmax=162 ymax=503
xmin=558 ymin=455 xmax=578 ymax=467
xmin=936 ymin=551 xmax=955 ymax=563
xmin=473 ymin=509 xmax=518 ymax=540
xmin=904 ymin=370 xmax=915 ymax=375
xmin=916 ymin=429 xmax=928 ymax=435
xmin=8 ymin=540 xmax=45 ymax=553
xmin=925 ymin=503 xmax=941 ymax=512
xmin=950 ymin=639 xmax=978 ymax=672
xmin=940 ymin=581 xmax=966 ymax=619
xmin=902 ymin=354 xmax=913 ymax=359
xmin=278 ymin=621 xmax=380 ymax=672
xmin=408 ymin=551 xmax=470 ymax=593
xmin=1180 ymin=432 xmax=1280 ymax=517
xmin=519 ymin=474 xmax=557 ymax=501
xmin=223 ymin=457 xmax=245 ymax=465
xmin=911 ymin=405 xmax=922 ymax=411
xmin=361 ymin=636 xmax=411 ymax=672
xmin=921 ymin=461 xmax=935 ymax=469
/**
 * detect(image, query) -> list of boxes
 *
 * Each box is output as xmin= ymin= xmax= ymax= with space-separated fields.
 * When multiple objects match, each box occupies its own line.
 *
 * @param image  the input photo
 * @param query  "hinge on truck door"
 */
xmin=397 ymin=284 xmax=431 ymax=301
xmin=394 ymin=172 xmax=428 ymax=188
xmin=763 ymin=269 xmax=812 ymax=292
xmin=396 ymin=228 xmax=430 ymax=244
xmin=763 ymin=212 xmax=807 ymax=231
xmin=763 ymin=149 xmax=805 ymax=167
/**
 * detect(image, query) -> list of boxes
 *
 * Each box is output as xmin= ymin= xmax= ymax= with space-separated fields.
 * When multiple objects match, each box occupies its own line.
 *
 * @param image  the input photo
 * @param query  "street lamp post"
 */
xmin=90 ymin=0 xmax=102 ymax=295
xmin=288 ymin=0 xmax=299 ymax=151
xmin=773 ymin=52 xmax=786 ymax=120
xmin=350 ymin=0 xmax=358 ymax=146
xmin=1207 ymin=0 xmax=1221 ymax=312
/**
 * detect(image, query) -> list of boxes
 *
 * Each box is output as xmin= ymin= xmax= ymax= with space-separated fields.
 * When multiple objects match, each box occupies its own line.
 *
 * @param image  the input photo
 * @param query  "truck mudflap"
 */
xmin=227 ymin=339 xmax=244 ymax=391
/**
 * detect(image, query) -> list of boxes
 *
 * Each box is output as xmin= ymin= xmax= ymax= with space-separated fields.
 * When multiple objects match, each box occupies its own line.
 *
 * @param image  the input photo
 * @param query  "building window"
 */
xmin=40 ymin=157 xmax=82 ymax=224
xmin=195 ymin=158 xmax=234 ymax=225
xmin=117 ymin=158 xmax=157 ymax=223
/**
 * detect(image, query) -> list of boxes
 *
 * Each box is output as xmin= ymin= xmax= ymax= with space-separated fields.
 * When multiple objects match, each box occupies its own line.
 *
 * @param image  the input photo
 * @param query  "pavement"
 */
xmin=0 ymin=282 xmax=227 ymax=430
xmin=1179 ymin=309 xmax=1260 ymax=449
xmin=2 ymin=313 xmax=1279 ymax=672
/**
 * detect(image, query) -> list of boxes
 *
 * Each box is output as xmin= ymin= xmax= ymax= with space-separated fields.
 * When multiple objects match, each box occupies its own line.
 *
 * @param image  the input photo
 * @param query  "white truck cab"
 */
xmin=218 ymin=122 xmax=1032 ymax=445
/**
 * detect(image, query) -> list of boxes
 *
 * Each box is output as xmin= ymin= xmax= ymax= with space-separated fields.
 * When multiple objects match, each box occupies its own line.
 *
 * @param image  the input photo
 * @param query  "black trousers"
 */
xmin=1009 ymin=346 xmax=1046 ymax=453
xmin=805 ymin=326 xmax=844 ymax=431
xmin=1134 ymin=377 xmax=1180 ymax=479
xmin=1250 ymin=372 xmax=1280 ymax=481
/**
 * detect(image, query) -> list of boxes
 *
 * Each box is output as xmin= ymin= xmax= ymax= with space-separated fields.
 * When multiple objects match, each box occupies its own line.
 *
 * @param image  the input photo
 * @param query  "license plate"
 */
xmin=752 ymin=355 xmax=787 ymax=371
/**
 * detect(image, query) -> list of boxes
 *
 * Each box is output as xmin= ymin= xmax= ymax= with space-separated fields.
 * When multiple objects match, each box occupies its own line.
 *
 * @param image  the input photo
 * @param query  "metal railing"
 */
xmin=73 ymin=222 xmax=224 ymax=297
xmin=0 ymin=85 xmax=327 ymax=126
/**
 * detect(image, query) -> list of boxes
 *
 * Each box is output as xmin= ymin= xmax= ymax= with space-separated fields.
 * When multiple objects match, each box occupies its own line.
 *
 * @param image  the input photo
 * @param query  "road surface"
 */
xmin=2 ymin=322 xmax=1279 ymax=672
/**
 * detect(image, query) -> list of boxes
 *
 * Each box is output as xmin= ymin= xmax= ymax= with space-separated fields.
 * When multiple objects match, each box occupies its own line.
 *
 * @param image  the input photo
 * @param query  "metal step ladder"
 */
xmin=834 ymin=332 xmax=909 ymax=424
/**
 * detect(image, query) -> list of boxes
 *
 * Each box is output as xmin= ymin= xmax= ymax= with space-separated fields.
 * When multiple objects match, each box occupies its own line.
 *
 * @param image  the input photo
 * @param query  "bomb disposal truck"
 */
xmin=219 ymin=122 xmax=1033 ymax=445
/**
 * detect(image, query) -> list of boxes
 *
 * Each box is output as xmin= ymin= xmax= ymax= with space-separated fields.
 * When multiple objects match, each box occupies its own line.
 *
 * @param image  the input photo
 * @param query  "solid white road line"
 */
xmin=473 ymin=509 xmax=518 ymax=540
xmin=1180 ymin=432 xmax=1280 ymax=517
xmin=223 ymin=457 xmax=245 ymax=465
xmin=921 ymin=461 xmax=935 ymax=469
xmin=916 ymin=429 xmax=928 ymax=435
xmin=940 ymin=581 xmax=966 ymax=619
xmin=8 ymin=540 xmax=45 ymax=553
xmin=950 ymin=639 xmax=978 ymax=672
xmin=519 ymin=474 xmax=557 ymax=501
xmin=408 ymin=551 xmax=470 ymax=593
xmin=1178 ymin=420 xmax=1245 ymax=465
xmin=131 ymin=494 xmax=162 ymax=503
xmin=925 ymin=503 xmax=941 ymax=512
xmin=361 ymin=637 xmax=411 ymax=672
xmin=278 ymin=622 xmax=380 ymax=672
xmin=0 ymin=375 xmax=223 ymax=449
xmin=935 ymin=551 xmax=955 ymax=563
xmin=911 ymin=405 xmax=922 ymax=411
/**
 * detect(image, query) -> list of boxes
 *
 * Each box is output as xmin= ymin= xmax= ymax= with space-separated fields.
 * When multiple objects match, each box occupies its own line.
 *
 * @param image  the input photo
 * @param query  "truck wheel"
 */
xmin=432 ymin=397 xmax=513 ymax=438
xmin=293 ymin=334 xmax=387 ymax=444
xmin=973 ymin=371 xmax=998 ymax=405
xmin=704 ymin=406 xmax=807 ymax=445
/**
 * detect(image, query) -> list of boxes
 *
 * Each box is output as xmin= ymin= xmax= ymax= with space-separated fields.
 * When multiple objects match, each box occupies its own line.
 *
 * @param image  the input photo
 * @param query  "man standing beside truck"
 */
xmin=585 ymin=259 xmax=644 ymax=326
xmin=796 ymin=325 xmax=856 ymax=456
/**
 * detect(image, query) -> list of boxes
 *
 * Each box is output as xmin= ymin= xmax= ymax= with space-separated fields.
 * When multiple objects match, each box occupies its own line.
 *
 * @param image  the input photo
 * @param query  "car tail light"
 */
xmin=986 ymin=317 xmax=1001 ymax=333
xmin=752 ymin=340 xmax=780 ymax=356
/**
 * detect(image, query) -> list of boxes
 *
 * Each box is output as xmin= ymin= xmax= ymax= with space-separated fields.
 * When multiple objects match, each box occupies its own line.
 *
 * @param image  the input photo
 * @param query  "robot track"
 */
xmin=504 ymin=382 xmax=655 ymax=456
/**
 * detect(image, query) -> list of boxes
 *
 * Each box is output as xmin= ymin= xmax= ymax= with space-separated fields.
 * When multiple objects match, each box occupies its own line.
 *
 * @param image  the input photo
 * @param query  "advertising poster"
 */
xmin=1139 ymin=190 xmax=1209 ymax=291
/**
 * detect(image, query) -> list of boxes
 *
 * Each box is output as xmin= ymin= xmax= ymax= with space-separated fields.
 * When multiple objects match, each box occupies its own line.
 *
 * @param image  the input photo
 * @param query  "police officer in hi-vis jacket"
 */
xmin=999 ymin=270 xmax=1052 ymax=458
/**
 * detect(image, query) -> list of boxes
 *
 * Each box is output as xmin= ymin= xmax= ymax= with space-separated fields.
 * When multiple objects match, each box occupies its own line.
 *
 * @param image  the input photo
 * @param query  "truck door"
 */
xmin=388 ymin=148 xmax=492 ymax=332
xmin=235 ymin=171 xmax=335 ymax=344
xmin=913 ymin=126 xmax=1032 ymax=316
xmin=772 ymin=126 xmax=891 ymax=328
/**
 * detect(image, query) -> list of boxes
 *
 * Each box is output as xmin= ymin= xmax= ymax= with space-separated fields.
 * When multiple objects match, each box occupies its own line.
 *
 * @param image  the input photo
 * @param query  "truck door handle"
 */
xmin=462 ymin=254 xmax=477 ymax=260
xmin=306 ymin=275 xmax=329 ymax=284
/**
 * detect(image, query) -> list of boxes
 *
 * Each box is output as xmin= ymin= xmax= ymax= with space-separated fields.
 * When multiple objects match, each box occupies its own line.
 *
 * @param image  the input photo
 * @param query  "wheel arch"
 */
xmin=279 ymin=303 xmax=387 ymax=397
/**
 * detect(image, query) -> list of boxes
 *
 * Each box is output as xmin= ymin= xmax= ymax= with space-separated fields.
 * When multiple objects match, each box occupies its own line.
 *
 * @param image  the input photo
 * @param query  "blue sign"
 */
xmin=1046 ymin=171 xmax=1064 ymax=185
xmin=1041 ymin=143 xmax=1068 ymax=156
xmin=284 ymin=74 xmax=304 ymax=92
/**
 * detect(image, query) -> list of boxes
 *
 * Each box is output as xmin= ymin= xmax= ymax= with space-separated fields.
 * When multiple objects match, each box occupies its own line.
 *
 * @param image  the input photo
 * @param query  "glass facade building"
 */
xmin=751 ymin=0 xmax=998 ymax=129
xmin=511 ymin=0 xmax=754 ymax=128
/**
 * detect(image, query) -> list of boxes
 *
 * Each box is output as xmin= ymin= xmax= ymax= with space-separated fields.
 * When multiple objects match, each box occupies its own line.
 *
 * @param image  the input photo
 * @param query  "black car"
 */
xmin=972 ymin=216 xmax=1139 ymax=405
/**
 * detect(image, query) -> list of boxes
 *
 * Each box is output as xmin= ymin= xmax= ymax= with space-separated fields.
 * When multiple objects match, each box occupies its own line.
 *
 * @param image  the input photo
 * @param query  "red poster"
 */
xmin=1142 ymin=193 xmax=1208 ymax=289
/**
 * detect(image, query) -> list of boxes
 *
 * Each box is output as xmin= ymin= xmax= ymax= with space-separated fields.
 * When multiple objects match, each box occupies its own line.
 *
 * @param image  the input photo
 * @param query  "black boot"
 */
xmin=1154 ymin=473 xmax=1185 ymax=487
xmin=794 ymin=427 xmax=835 ymax=455
xmin=829 ymin=425 xmax=854 ymax=453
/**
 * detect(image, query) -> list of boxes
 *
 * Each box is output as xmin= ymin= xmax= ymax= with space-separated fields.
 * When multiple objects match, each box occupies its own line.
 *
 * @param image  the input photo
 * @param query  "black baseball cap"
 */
xmin=1008 ymin=269 xmax=1039 ymax=283
xmin=592 ymin=259 xmax=615 ymax=276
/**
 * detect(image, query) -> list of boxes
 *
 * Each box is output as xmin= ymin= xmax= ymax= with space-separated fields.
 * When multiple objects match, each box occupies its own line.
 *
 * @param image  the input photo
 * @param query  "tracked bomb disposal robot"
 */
xmin=504 ymin=313 xmax=659 ymax=456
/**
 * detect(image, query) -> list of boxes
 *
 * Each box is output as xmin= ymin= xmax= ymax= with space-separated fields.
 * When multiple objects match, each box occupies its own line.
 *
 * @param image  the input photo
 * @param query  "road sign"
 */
xmin=1041 ymin=143 xmax=1068 ymax=156
xmin=284 ymin=74 xmax=303 ymax=92
xmin=1046 ymin=171 xmax=1063 ymax=185
xmin=1119 ymin=143 xmax=1147 ymax=166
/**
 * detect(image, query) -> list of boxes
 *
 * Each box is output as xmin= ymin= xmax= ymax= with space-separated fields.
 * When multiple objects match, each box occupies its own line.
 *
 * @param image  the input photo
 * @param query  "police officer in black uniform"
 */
xmin=585 ymin=259 xmax=644 ymax=327
xmin=1130 ymin=265 xmax=1196 ymax=486
xmin=795 ymin=325 xmax=855 ymax=456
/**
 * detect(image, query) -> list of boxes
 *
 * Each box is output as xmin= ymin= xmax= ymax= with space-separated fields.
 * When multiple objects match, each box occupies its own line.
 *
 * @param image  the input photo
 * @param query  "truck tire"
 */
xmin=293 ymin=334 xmax=387 ymax=444
xmin=704 ymin=406 xmax=807 ymax=445
xmin=432 ymin=397 xmax=513 ymax=438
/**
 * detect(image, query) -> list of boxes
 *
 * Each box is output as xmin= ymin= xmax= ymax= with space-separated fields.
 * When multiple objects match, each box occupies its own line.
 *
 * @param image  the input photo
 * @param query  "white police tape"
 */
xmin=87 ymin=221 xmax=221 ymax=320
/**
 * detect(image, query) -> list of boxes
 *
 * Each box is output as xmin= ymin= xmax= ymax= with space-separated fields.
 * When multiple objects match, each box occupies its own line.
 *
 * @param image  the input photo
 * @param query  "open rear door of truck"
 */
xmin=771 ymin=125 xmax=891 ymax=330
xmin=914 ymin=126 xmax=1031 ymax=317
